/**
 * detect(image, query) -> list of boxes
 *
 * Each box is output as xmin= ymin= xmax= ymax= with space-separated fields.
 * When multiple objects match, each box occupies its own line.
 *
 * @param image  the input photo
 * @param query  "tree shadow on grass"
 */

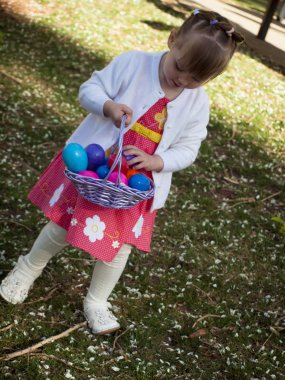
xmin=0 ymin=10 xmax=111 ymax=241
xmin=0 ymin=11 xmax=108 ymax=96
xmin=141 ymin=19 xmax=174 ymax=31
xmin=146 ymin=0 xmax=187 ymax=19
xmin=0 ymin=10 xmax=109 ymax=151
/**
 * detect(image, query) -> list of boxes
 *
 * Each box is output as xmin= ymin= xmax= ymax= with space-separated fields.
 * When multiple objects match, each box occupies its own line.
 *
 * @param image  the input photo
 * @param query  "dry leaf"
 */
xmin=189 ymin=329 xmax=208 ymax=338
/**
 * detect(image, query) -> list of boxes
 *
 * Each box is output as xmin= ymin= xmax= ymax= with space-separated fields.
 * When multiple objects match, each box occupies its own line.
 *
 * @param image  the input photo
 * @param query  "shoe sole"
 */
xmin=84 ymin=312 xmax=120 ymax=335
xmin=95 ymin=325 xmax=120 ymax=335
xmin=0 ymin=285 xmax=16 ymax=304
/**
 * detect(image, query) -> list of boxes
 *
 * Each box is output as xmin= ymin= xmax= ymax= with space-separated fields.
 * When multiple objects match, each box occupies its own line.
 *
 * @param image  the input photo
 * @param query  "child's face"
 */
xmin=161 ymin=47 xmax=205 ymax=90
xmin=161 ymin=31 xmax=210 ymax=90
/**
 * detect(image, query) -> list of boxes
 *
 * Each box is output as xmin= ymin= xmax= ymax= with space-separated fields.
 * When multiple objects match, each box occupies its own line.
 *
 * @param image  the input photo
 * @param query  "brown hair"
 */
xmin=173 ymin=9 xmax=244 ymax=83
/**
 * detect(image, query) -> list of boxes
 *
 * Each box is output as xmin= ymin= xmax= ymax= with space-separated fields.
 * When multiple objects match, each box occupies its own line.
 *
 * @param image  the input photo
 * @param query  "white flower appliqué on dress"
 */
xmin=112 ymin=241 xmax=120 ymax=249
xmin=132 ymin=215 xmax=144 ymax=238
xmin=70 ymin=218 xmax=78 ymax=227
xmin=84 ymin=215 xmax=106 ymax=243
xmin=67 ymin=207 xmax=74 ymax=215
xmin=49 ymin=184 xmax=64 ymax=207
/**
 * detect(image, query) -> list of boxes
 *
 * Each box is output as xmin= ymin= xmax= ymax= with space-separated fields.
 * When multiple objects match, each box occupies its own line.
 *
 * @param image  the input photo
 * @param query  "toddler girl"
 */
xmin=0 ymin=9 xmax=243 ymax=335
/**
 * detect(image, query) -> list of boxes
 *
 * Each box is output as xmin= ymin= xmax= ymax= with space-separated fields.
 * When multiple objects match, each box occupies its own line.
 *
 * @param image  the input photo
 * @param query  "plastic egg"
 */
xmin=78 ymin=170 xmax=99 ymax=179
xmin=108 ymin=154 xmax=129 ymax=174
xmin=123 ymin=150 xmax=135 ymax=161
xmin=62 ymin=143 xmax=88 ymax=173
xmin=128 ymin=174 xmax=150 ymax=191
xmin=96 ymin=165 xmax=109 ymax=179
xmin=108 ymin=171 xmax=128 ymax=186
xmin=126 ymin=168 xmax=140 ymax=179
xmin=104 ymin=147 xmax=112 ymax=158
xmin=85 ymin=144 xmax=105 ymax=170
xmin=123 ymin=150 xmax=136 ymax=168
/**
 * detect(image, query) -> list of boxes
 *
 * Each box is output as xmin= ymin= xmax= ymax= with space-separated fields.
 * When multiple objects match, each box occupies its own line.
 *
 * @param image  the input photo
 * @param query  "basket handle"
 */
xmin=103 ymin=114 xmax=127 ymax=185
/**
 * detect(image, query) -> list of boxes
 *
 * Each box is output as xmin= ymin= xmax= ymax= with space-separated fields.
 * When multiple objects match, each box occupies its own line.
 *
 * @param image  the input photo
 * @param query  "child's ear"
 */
xmin=167 ymin=29 xmax=177 ymax=48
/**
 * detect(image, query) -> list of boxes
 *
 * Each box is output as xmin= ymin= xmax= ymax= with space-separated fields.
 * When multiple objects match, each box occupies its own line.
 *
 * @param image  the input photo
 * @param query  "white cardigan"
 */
xmin=66 ymin=51 xmax=210 ymax=211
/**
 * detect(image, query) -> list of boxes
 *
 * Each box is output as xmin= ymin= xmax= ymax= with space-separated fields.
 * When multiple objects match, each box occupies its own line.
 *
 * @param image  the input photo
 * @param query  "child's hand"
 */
xmin=103 ymin=100 xmax=133 ymax=128
xmin=123 ymin=145 xmax=164 ymax=172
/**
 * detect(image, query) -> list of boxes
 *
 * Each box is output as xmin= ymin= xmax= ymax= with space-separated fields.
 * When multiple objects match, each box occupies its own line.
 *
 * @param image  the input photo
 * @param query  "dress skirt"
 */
xmin=28 ymin=97 xmax=169 ymax=262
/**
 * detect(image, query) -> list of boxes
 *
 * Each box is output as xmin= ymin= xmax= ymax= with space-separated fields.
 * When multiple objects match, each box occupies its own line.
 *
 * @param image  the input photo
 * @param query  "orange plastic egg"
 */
xmin=126 ymin=168 xmax=140 ymax=179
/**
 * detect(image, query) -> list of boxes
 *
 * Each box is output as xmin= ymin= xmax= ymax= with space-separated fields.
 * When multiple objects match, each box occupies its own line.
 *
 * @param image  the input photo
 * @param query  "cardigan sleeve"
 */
xmin=159 ymin=93 xmax=209 ymax=173
xmin=78 ymin=51 xmax=135 ymax=117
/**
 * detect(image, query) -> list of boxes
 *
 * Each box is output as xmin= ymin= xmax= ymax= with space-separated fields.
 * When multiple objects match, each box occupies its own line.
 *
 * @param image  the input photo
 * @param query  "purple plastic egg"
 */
xmin=123 ymin=151 xmax=136 ymax=161
xmin=85 ymin=144 xmax=105 ymax=171
xmin=122 ymin=151 xmax=136 ymax=168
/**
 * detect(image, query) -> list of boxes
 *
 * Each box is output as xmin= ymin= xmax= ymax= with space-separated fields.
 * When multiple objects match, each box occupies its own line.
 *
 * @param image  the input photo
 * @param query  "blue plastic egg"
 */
xmin=128 ymin=174 xmax=150 ymax=191
xmin=85 ymin=144 xmax=105 ymax=170
xmin=62 ymin=143 xmax=88 ymax=173
xmin=96 ymin=164 xmax=110 ymax=179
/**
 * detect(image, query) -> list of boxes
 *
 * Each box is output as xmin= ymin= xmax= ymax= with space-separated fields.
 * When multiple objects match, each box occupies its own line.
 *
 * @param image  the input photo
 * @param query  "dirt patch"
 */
xmin=212 ymin=187 xmax=237 ymax=200
xmin=0 ymin=0 xmax=48 ymax=20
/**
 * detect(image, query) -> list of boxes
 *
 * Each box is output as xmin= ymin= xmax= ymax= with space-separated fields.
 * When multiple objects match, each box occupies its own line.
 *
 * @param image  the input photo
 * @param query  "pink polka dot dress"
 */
xmin=28 ymin=98 xmax=169 ymax=262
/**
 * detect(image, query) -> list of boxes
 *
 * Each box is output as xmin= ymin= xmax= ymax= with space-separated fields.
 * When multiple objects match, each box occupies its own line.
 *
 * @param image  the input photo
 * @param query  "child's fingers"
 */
xmin=114 ymin=118 xmax=122 ymax=128
xmin=123 ymin=144 xmax=136 ymax=150
xmin=132 ymin=162 xmax=145 ymax=170
xmin=125 ymin=117 xmax=131 ymax=126
xmin=122 ymin=146 xmax=149 ymax=168
xmin=115 ymin=113 xmax=126 ymax=128
xmin=127 ymin=156 xmax=144 ymax=168
xmin=123 ymin=145 xmax=143 ymax=155
xmin=121 ymin=105 xmax=133 ymax=126
xmin=121 ymin=104 xmax=133 ymax=115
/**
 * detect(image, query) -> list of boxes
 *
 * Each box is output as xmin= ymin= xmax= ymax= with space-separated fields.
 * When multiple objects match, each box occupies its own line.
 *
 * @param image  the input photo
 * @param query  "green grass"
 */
xmin=227 ymin=0 xmax=268 ymax=13
xmin=0 ymin=0 xmax=284 ymax=379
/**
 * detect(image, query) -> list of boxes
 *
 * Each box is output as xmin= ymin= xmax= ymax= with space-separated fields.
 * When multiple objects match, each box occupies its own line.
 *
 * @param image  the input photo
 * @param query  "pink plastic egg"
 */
xmin=78 ymin=170 xmax=99 ymax=179
xmin=108 ymin=171 xmax=128 ymax=186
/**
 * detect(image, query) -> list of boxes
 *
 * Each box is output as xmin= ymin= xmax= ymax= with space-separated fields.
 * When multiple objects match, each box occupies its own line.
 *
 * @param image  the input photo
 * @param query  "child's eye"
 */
xmin=175 ymin=63 xmax=183 ymax=72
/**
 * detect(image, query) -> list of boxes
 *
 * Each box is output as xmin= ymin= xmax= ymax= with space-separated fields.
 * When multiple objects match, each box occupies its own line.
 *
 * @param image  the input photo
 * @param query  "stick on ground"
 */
xmin=0 ymin=321 xmax=87 ymax=361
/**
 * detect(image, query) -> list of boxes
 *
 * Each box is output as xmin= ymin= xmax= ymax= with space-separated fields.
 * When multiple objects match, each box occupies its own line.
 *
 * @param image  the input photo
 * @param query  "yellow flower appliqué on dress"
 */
xmin=154 ymin=107 xmax=167 ymax=130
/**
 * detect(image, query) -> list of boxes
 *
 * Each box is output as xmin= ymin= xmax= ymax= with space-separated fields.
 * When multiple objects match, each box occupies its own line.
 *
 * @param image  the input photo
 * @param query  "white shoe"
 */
xmin=83 ymin=299 xmax=121 ymax=335
xmin=0 ymin=255 xmax=42 ymax=304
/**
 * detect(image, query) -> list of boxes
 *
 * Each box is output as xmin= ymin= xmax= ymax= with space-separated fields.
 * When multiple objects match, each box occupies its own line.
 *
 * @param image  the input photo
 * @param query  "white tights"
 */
xmin=25 ymin=221 xmax=131 ymax=304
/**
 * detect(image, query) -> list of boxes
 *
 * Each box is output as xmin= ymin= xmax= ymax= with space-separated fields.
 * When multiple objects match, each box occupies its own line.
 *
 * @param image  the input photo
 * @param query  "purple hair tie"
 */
xmin=210 ymin=19 xmax=219 ymax=25
xmin=193 ymin=9 xmax=200 ymax=15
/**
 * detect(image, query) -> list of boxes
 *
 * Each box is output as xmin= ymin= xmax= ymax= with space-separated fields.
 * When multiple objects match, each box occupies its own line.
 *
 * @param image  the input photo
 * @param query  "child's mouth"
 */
xmin=171 ymin=80 xmax=181 ymax=88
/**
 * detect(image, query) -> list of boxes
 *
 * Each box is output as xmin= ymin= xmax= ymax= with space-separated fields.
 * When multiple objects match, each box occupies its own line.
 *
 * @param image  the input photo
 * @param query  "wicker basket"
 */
xmin=64 ymin=115 xmax=155 ymax=209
